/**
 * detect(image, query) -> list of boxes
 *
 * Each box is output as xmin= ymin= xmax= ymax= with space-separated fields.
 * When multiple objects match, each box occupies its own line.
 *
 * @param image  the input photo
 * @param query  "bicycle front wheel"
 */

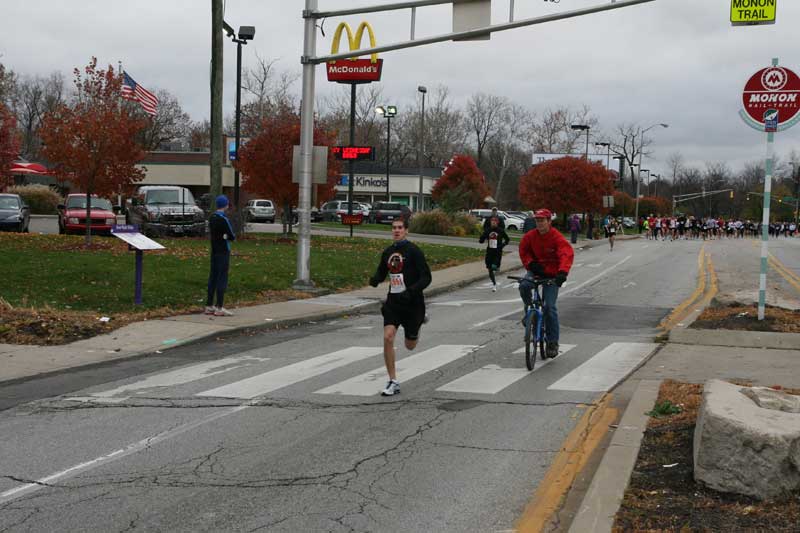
xmin=525 ymin=312 xmax=537 ymax=371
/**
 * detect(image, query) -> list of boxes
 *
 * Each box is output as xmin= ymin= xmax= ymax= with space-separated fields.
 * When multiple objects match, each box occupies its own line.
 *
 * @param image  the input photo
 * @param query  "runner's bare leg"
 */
xmin=383 ymin=325 xmax=398 ymax=380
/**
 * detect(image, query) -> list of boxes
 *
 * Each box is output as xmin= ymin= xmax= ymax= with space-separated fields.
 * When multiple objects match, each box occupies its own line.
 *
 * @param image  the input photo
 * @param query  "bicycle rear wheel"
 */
xmin=525 ymin=311 xmax=537 ymax=371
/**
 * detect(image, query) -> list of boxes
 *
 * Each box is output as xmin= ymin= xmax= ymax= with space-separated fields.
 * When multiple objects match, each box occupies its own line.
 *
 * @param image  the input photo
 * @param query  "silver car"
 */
xmin=245 ymin=199 xmax=275 ymax=223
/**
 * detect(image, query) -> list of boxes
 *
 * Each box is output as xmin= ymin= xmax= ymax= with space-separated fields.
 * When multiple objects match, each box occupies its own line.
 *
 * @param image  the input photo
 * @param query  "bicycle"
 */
xmin=508 ymin=275 xmax=557 ymax=371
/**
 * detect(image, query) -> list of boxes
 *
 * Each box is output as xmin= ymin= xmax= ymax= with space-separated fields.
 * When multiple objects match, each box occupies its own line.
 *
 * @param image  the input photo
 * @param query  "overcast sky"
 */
xmin=3 ymin=0 xmax=799 ymax=177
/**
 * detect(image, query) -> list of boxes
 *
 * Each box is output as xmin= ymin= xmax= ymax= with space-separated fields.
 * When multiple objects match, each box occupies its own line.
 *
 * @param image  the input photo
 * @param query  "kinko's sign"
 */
xmin=741 ymin=65 xmax=800 ymax=132
xmin=326 ymin=22 xmax=383 ymax=84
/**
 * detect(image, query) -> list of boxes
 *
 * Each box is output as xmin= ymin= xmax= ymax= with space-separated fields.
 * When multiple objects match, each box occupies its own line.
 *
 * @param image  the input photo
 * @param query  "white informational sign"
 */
xmin=603 ymin=195 xmax=615 ymax=208
xmin=532 ymin=153 xmax=612 ymax=170
xmin=111 ymin=229 xmax=165 ymax=251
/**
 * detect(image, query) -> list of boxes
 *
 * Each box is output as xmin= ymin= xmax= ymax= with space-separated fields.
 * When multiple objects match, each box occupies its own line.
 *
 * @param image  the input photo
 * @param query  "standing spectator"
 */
xmin=586 ymin=213 xmax=595 ymax=240
xmin=568 ymin=215 xmax=581 ymax=244
xmin=206 ymin=195 xmax=236 ymax=317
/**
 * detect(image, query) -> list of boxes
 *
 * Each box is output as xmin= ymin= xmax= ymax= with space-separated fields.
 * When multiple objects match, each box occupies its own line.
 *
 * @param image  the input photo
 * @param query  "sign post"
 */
xmin=111 ymin=225 xmax=165 ymax=305
xmin=739 ymin=58 xmax=800 ymax=320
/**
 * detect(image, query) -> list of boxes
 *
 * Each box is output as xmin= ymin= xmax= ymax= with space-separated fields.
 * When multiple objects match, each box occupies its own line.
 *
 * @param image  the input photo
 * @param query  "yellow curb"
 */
xmin=658 ymin=245 xmax=707 ymax=331
xmin=515 ymin=394 xmax=618 ymax=533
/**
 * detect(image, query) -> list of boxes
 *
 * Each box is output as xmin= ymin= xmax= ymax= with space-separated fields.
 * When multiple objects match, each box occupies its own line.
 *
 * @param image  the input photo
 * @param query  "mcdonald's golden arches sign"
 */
xmin=326 ymin=22 xmax=383 ymax=84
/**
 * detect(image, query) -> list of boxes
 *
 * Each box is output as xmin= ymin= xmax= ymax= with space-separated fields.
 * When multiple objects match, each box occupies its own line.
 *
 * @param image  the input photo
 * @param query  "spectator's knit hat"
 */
xmin=215 ymin=195 xmax=229 ymax=209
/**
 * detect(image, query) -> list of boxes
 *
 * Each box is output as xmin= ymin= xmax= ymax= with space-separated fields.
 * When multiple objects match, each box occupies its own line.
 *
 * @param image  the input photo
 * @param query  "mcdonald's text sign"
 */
xmin=326 ymin=21 xmax=383 ymax=84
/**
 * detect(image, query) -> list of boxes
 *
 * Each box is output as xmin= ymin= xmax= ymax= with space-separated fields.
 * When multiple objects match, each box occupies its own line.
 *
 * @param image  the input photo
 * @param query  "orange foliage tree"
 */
xmin=41 ymin=58 xmax=147 ymax=244
xmin=431 ymin=154 xmax=490 ymax=210
xmin=518 ymin=156 xmax=614 ymax=215
xmin=611 ymin=191 xmax=635 ymax=217
xmin=236 ymin=112 xmax=340 ymax=235
xmin=638 ymin=196 xmax=672 ymax=217
xmin=0 ymin=104 xmax=20 ymax=189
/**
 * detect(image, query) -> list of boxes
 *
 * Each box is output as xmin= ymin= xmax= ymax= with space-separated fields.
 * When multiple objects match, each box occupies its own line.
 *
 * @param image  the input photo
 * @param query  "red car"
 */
xmin=58 ymin=194 xmax=117 ymax=235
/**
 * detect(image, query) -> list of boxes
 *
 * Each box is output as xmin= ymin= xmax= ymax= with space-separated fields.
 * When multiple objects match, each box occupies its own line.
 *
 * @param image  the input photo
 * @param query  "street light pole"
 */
xmin=633 ymin=123 xmax=668 ymax=226
xmin=417 ymin=85 xmax=427 ymax=212
xmin=223 ymin=23 xmax=255 ymax=209
xmin=376 ymin=105 xmax=397 ymax=202
xmin=571 ymin=124 xmax=590 ymax=158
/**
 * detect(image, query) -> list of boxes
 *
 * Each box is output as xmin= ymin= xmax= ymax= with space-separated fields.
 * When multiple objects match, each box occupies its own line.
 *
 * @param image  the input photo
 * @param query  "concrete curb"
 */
xmin=569 ymin=379 xmax=662 ymax=533
xmin=669 ymin=327 xmax=800 ymax=350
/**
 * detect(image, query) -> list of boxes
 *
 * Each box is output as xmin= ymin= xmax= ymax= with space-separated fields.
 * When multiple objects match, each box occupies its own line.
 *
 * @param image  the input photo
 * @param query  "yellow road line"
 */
xmin=695 ymin=252 xmax=718 ymax=309
xmin=659 ymin=246 xmax=707 ymax=331
xmin=516 ymin=394 xmax=617 ymax=533
xmin=768 ymin=255 xmax=800 ymax=295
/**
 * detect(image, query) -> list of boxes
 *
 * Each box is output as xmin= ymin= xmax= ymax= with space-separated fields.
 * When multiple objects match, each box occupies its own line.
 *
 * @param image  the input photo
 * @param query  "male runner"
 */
xmin=369 ymin=218 xmax=432 ymax=396
xmin=517 ymin=209 xmax=574 ymax=358
xmin=479 ymin=215 xmax=510 ymax=291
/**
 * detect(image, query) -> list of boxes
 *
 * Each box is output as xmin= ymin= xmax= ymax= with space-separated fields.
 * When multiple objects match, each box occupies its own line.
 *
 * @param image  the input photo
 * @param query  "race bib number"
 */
xmin=609 ymin=227 xmax=616 ymax=234
xmin=489 ymin=237 xmax=498 ymax=249
xmin=389 ymin=273 xmax=406 ymax=293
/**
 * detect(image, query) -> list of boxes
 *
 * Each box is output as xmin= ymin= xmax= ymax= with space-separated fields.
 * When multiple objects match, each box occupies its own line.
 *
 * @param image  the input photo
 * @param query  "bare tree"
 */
xmin=320 ymin=83 xmax=384 ymax=148
xmin=187 ymin=119 xmax=211 ymax=151
xmin=466 ymin=92 xmax=508 ymax=167
xmin=526 ymin=104 xmax=596 ymax=154
xmin=135 ymin=89 xmax=192 ymax=151
xmin=0 ymin=63 xmax=16 ymax=107
xmin=11 ymin=72 xmax=65 ymax=160
xmin=609 ymin=123 xmax=656 ymax=194
xmin=666 ymin=152 xmax=685 ymax=195
xmin=483 ymin=102 xmax=532 ymax=204
xmin=241 ymin=54 xmax=299 ymax=134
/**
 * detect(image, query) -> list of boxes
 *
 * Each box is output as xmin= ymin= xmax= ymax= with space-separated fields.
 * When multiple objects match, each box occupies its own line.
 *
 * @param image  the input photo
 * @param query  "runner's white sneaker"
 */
xmin=381 ymin=379 xmax=400 ymax=396
xmin=204 ymin=306 xmax=217 ymax=315
xmin=492 ymin=284 xmax=497 ymax=292
xmin=214 ymin=307 xmax=234 ymax=317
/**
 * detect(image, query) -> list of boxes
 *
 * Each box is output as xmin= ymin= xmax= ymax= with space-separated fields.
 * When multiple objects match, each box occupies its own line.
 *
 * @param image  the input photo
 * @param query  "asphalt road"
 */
xmin=0 ymin=238 xmax=705 ymax=532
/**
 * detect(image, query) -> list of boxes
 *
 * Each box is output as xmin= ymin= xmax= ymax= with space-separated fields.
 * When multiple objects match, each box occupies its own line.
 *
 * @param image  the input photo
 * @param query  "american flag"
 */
xmin=121 ymin=71 xmax=159 ymax=116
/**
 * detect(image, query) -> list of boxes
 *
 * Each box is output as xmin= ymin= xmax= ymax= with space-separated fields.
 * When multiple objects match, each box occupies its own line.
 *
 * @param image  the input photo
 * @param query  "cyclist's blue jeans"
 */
xmin=518 ymin=274 xmax=560 ymax=343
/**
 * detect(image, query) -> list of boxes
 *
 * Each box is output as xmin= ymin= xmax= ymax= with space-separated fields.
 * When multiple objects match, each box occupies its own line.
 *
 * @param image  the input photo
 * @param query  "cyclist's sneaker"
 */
xmin=546 ymin=342 xmax=559 ymax=358
xmin=204 ymin=306 xmax=217 ymax=315
xmin=381 ymin=379 xmax=400 ymax=396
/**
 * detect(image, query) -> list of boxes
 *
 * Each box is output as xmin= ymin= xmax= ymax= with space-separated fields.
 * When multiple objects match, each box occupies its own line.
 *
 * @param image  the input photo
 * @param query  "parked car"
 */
xmin=621 ymin=216 xmax=636 ymax=228
xmin=310 ymin=206 xmax=322 ymax=222
xmin=370 ymin=201 xmax=412 ymax=224
xmin=245 ymin=199 xmax=275 ymax=223
xmin=0 ymin=194 xmax=30 ymax=233
xmin=468 ymin=209 xmax=526 ymax=231
xmin=319 ymin=200 xmax=366 ymax=222
xmin=58 ymin=194 xmax=116 ymax=235
xmin=126 ymin=186 xmax=206 ymax=237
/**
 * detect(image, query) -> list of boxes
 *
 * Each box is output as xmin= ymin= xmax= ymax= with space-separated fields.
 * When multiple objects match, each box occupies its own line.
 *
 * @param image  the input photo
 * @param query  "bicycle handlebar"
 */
xmin=507 ymin=275 xmax=557 ymax=285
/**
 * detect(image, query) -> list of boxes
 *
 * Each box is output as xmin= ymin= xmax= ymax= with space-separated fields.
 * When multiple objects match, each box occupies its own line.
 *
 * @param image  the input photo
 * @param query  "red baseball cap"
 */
xmin=533 ymin=209 xmax=552 ymax=219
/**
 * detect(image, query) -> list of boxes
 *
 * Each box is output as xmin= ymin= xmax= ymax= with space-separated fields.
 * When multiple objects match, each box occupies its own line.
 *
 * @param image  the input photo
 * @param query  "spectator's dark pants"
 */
xmin=207 ymin=252 xmax=230 ymax=307
xmin=570 ymin=230 xmax=578 ymax=244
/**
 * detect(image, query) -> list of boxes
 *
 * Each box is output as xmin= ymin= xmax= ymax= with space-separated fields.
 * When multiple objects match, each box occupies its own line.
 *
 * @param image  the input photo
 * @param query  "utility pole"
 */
xmin=210 ymin=0 xmax=224 ymax=199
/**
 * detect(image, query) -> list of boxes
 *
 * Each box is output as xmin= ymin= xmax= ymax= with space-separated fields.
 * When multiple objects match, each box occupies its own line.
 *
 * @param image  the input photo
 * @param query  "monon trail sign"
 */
xmin=731 ymin=0 xmax=776 ymax=26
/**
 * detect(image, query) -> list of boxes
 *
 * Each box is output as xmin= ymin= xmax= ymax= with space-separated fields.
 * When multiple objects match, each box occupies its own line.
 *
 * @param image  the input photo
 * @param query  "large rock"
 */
xmin=693 ymin=379 xmax=800 ymax=500
xmin=741 ymin=386 xmax=800 ymax=413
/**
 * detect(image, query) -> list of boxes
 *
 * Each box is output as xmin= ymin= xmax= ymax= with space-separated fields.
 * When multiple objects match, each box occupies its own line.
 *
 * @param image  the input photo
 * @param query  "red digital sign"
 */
xmin=332 ymin=146 xmax=375 ymax=161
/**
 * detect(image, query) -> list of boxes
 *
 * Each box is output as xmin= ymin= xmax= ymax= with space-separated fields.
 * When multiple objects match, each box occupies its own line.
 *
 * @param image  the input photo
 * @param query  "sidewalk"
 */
xmin=566 ymin=314 xmax=800 ymax=532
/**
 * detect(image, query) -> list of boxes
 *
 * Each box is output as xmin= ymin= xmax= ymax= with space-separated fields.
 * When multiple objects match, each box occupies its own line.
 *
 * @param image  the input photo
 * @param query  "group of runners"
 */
xmin=640 ymin=214 xmax=799 ymax=241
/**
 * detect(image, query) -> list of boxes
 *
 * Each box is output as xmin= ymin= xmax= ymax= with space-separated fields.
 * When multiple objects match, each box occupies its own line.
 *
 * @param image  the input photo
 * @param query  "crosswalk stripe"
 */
xmin=315 ymin=345 xmax=477 ymax=396
xmin=437 ymin=344 xmax=577 ymax=394
xmin=196 ymin=347 xmax=382 ymax=399
xmin=547 ymin=342 xmax=657 ymax=392
xmin=512 ymin=344 xmax=576 ymax=355
xmin=71 ymin=353 xmax=272 ymax=403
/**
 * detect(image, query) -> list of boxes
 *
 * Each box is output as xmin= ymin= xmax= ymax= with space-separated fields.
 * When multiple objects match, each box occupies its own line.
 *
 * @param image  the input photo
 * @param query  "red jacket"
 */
xmin=519 ymin=228 xmax=575 ymax=277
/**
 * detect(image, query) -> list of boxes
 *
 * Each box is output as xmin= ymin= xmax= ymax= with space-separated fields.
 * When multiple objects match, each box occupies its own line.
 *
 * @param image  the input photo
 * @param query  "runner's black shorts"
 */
xmin=485 ymin=250 xmax=502 ymax=270
xmin=382 ymin=300 xmax=426 ymax=340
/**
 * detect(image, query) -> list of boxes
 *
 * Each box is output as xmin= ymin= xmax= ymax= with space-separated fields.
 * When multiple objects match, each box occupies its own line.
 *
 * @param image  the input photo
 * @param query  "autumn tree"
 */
xmin=236 ymin=111 xmax=340 ymax=236
xmin=40 ymin=58 xmax=147 ymax=245
xmin=518 ymin=157 xmax=614 ymax=216
xmin=134 ymin=89 xmax=192 ymax=150
xmin=0 ymin=103 xmax=20 ymax=189
xmin=431 ymin=154 xmax=490 ymax=210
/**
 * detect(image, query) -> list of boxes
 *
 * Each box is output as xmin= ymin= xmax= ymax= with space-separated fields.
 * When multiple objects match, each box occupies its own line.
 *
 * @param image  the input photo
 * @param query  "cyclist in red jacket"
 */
xmin=518 ymin=209 xmax=575 ymax=358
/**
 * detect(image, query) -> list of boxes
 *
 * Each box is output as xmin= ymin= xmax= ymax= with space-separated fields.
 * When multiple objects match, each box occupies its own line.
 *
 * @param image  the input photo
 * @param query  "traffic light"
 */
xmin=730 ymin=191 xmax=734 ymax=199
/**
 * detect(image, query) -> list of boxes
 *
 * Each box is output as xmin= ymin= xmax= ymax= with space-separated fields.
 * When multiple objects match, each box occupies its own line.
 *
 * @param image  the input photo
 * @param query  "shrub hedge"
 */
xmin=5 ymin=184 xmax=62 ymax=214
xmin=409 ymin=209 xmax=481 ymax=237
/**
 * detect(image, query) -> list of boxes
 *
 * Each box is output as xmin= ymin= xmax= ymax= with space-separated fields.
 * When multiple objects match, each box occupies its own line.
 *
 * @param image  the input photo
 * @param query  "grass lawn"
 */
xmin=312 ymin=221 xmax=391 ymax=232
xmin=1 ymin=233 xmax=482 ymax=315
